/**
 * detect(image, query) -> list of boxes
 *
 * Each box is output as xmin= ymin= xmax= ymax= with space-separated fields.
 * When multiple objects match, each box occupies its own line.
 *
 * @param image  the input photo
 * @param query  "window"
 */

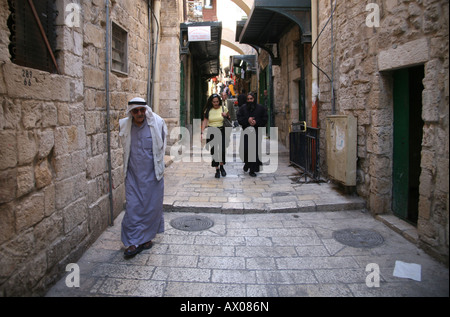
xmin=204 ymin=0 xmax=213 ymax=9
xmin=7 ymin=0 xmax=58 ymax=73
xmin=111 ymin=22 xmax=128 ymax=74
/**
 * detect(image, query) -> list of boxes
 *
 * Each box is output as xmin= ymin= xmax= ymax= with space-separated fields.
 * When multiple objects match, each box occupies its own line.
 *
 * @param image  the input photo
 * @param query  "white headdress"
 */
xmin=127 ymin=97 xmax=148 ymax=114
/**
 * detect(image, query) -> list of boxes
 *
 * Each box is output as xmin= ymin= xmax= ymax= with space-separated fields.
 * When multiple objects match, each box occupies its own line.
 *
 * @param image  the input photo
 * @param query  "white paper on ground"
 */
xmin=393 ymin=260 xmax=422 ymax=281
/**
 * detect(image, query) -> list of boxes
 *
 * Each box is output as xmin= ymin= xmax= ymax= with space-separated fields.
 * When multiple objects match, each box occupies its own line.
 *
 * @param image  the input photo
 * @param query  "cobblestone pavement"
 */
xmin=46 ymin=132 xmax=449 ymax=298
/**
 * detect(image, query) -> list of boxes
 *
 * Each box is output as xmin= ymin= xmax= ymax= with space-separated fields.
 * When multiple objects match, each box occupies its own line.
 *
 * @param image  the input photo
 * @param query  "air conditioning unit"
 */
xmin=326 ymin=114 xmax=357 ymax=186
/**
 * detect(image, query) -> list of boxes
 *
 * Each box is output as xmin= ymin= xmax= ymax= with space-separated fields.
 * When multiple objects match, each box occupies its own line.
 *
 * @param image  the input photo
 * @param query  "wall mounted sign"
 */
xmin=188 ymin=26 xmax=211 ymax=42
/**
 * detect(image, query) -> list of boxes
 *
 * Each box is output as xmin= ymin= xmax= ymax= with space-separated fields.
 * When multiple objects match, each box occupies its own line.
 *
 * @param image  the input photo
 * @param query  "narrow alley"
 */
xmin=0 ymin=0 xmax=448 ymax=298
xmin=46 ymin=131 xmax=449 ymax=298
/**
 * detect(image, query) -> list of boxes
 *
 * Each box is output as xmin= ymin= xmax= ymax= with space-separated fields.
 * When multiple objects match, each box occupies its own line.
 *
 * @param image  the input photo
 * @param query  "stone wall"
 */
xmin=317 ymin=0 xmax=449 ymax=263
xmin=0 ymin=0 xmax=153 ymax=295
xmin=157 ymin=0 xmax=182 ymax=139
xmin=266 ymin=27 xmax=312 ymax=147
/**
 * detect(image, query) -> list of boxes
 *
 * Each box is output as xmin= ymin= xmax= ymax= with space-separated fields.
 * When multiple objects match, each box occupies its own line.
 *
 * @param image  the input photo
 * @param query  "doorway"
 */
xmin=392 ymin=65 xmax=424 ymax=225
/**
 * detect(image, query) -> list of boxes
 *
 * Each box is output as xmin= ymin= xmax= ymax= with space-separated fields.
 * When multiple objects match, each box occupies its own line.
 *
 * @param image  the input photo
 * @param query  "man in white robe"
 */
xmin=119 ymin=97 xmax=167 ymax=257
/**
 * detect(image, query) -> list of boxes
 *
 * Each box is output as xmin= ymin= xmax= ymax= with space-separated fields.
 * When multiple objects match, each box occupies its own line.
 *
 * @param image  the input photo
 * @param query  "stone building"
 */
xmin=317 ymin=0 xmax=448 ymax=265
xmin=238 ymin=0 xmax=448 ymax=264
xmin=0 ymin=0 xmax=184 ymax=296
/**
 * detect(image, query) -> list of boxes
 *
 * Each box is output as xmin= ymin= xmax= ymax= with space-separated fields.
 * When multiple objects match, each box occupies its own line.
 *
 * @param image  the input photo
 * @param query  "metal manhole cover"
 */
xmin=170 ymin=216 xmax=214 ymax=232
xmin=333 ymin=228 xmax=384 ymax=248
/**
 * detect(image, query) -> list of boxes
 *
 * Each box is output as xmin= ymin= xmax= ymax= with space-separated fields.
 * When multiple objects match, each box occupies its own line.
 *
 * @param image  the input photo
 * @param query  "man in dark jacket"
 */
xmin=237 ymin=92 xmax=268 ymax=177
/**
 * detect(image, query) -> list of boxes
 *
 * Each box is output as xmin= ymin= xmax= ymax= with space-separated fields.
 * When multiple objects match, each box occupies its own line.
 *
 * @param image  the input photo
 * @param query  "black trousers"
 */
xmin=241 ymin=128 xmax=262 ymax=173
xmin=207 ymin=126 xmax=227 ymax=167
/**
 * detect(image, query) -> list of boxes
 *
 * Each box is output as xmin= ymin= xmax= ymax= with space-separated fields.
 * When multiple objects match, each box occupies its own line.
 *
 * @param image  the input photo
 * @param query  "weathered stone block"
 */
xmin=35 ymin=160 xmax=52 ymax=189
xmin=16 ymin=193 xmax=45 ymax=232
xmin=63 ymin=197 xmax=87 ymax=234
xmin=34 ymin=211 xmax=63 ymax=253
xmin=0 ymin=203 xmax=15 ymax=244
xmin=56 ymin=103 xmax=71 ymax=126
xmin=41 ymin=103 xmax=58 ymax=128
xmin=37 ymin=129 xmax=55 ymax=159
xmin=378 ymin=39 xmax=430 ymax=71
xmin=0 ymin=169 xmax=17 ymax=204
xmin=84 ymin=66 xmax=105 ymax=89
xmin=2 ymin=63 xmax=71 ymax=101
xmin=55 ymin=173 xmax=87 ymax=210
xmin=71 ymin=150 xmax=87 ymax=175
xmin=43 ymin=184 xmax=56 ymax=217
xmin=0 ymin=130 xmax=17 ymax=169
xmin=0 ymin=98 xmax=21 ymax=130
xmin=21 ymin=101 xmax=42 ymax=129
xmin=17 ymin=131 xmax=37 ymax=165
xmin=86 ymin=153 xmax=107 ymax=179
xmin=54 ymin=127 xmax=69 ymax=157
xmin=84 ymin=23 xmax=105 ymax=48
xmin=16 ymin=166 xmax=34 ymax=197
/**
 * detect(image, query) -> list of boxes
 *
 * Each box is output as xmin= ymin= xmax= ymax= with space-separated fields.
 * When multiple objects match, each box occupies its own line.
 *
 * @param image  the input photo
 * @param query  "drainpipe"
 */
xmin=330 ymin=0 xmax=336 ymax=114
xmin=147 ymin=0 xmax=153 ymax=105
xmin=152 ymin=0 xmax=161 ymax=113
xmin=105 ymin=0 xmax=114 ymax=226
xmin=311 ymin=0 xmax=318 ymax=128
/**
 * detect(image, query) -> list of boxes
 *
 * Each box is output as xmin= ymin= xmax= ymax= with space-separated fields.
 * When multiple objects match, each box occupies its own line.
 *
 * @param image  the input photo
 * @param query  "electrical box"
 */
xmin=326 ymin=114 xmax=357 ymax=186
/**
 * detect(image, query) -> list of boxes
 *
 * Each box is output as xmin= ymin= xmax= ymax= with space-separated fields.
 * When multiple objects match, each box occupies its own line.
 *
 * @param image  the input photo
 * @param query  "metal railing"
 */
xmin=289 ymin=122 xmax=320 ymax=181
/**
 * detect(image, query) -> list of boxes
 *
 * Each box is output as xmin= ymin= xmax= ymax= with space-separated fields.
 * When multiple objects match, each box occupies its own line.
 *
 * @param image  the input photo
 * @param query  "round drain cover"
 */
xmin=170 ymin=216 xmax=214 ymax=232
xmin=333 ymin=228 xmax=384 ymax=248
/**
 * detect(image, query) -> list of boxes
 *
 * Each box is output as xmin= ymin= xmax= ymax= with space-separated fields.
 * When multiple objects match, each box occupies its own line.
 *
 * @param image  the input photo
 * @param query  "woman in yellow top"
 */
xmin=201 ymin=94 xmax=230 ymax=178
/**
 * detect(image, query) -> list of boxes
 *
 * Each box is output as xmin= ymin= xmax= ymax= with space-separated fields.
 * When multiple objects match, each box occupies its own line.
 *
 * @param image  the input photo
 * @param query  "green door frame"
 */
xmin=393 ymin=69 xmax=410 ymax=221
xmin=259 ymin=67 xmax=270 ymax=131
xmin=180 ymin=61 xmax=186 ymax=127
xmin=393 ymin=66 xmax=424 ymax=224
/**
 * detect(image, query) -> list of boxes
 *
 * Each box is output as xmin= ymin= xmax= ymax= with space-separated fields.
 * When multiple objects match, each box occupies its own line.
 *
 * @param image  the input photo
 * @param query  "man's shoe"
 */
xmin=220 ymin=166 xmax=227 ymax=177
xmin=249 ymin=171 xmax=257 ymax=177
xmin=124 ymin=245 xmax=143 ymax=257
xmin=141 ymin=241 xmax=153 ymax=250
xmin=215 ymin=170 xmax=220 ymax=178
xmin=243 ymin=164 xmax=249 ymax=172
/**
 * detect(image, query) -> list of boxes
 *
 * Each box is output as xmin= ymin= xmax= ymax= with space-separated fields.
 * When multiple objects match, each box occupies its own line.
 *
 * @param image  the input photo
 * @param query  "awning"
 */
xmin=237 ymin=0 xmax=311 ymax=65
xmin=180 ymin=22 xmax=222 ymax=79
xmin=230 ymin=55 xmax=257 ymax=73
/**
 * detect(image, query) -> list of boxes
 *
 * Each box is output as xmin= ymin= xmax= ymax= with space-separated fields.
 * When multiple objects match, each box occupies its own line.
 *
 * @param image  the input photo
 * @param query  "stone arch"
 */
xmin=222 ymin=40 xmax=245 ymax=55
xmin=231 ymin=0 xmax=252 ymax=15
xmin=221 ymin=27 xmax=247 ymax=55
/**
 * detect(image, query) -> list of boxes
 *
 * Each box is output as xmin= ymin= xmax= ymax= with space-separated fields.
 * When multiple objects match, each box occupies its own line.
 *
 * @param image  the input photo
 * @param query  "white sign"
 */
xmin=188 ymin=26 xmax=211 ymax=42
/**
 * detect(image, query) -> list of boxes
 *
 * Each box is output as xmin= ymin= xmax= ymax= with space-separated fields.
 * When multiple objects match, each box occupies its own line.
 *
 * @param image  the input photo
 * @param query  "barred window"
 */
xmin=7 ymin=0 xmax=58 ymax=73
xmin=111 ymin=22 xmax=128 ymax=75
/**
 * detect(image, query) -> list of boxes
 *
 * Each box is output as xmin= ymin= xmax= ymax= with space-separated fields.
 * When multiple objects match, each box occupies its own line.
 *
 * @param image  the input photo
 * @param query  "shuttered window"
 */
xmin=7 ymin=0 xmax=58 ymax=73
xmin=111 ymin=22 xmax=128 ymax=75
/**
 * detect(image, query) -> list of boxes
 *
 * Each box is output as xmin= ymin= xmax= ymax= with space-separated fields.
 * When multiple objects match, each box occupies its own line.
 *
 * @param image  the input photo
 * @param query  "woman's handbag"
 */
xmin=222 ymin=106 xmax=233 ymax=128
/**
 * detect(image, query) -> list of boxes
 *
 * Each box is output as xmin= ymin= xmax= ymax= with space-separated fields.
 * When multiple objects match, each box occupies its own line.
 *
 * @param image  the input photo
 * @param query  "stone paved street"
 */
xmin=46 ymin=132 xmax=449 ymax=298
xmin=46 ymin=210 xmax=449 ymax=297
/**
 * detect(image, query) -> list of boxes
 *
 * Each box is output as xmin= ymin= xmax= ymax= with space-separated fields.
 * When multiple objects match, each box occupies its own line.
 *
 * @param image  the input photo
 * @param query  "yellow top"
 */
xmin=207 ymin=106 xmax=229 ymax=127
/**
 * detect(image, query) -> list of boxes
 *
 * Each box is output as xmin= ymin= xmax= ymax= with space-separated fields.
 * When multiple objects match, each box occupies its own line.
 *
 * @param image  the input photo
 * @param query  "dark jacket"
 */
xmin=237 ymin=103 xmax=268 ymax=129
